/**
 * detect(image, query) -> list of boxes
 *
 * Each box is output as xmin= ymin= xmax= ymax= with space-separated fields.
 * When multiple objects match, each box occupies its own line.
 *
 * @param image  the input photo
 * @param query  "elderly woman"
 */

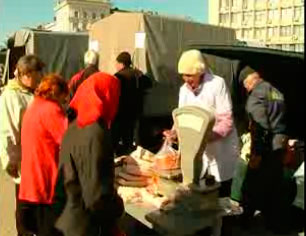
xmin=164 ymin=50 xmax=239 ymax=194
xmin=19 ymin=74 xmax=68 ymax=236
xmin=164 ymin=49 xmax=239 ymax=236
xmin=54 ymin=72 xmax=124 ymax=236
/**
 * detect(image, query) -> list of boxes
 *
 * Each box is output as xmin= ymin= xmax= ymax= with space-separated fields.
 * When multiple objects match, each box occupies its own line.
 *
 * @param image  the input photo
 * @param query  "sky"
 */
xmin=0 ymin=0 xmax=208 ymax=46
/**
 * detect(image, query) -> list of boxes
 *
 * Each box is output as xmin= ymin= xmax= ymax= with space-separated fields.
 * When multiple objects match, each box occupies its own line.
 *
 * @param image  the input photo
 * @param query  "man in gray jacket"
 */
xmin=239 ymin=66 xmax=294 ymax=233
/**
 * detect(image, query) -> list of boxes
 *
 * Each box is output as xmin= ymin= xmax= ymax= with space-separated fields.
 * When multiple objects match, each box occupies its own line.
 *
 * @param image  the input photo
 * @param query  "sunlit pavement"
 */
xmin=0 ymin=169 xmax=17 ymax=236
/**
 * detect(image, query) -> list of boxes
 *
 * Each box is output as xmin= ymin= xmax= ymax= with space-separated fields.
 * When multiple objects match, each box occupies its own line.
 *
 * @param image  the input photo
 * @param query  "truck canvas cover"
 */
xmin=8 ymin=29 xmax=89 ymax=81
xmin=89 ymin=12 xmax=237 ymax=117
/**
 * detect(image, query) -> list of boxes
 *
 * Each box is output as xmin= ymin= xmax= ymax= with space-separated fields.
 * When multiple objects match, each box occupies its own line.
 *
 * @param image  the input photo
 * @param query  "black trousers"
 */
xmin=241 ymin=149 xmax=296 ymax=228
xmin=219 ymin=179 xmax=232 ymax=198
xmin=16 ymin=185 xmax=33 ymax=236
xmin=17 ymin=201 xmax=63 ymax=236
xmin=112 ymin=116 xmax=137 ymax=156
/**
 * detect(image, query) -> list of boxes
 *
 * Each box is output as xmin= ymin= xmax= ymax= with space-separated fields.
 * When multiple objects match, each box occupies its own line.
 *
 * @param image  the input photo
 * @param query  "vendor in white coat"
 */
xmin=164 ymin=49 xmax=239 ymax=197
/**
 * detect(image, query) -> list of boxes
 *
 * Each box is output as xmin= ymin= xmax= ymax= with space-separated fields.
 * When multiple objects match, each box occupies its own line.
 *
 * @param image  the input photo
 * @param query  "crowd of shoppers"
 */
xmin=0 ymin=48 xmax=301 ymax=236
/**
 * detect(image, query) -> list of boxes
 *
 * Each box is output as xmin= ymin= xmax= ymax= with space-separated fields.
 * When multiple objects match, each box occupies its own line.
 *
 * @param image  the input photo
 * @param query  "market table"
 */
xmin=123 ymin=196 xmax=225 ymax=236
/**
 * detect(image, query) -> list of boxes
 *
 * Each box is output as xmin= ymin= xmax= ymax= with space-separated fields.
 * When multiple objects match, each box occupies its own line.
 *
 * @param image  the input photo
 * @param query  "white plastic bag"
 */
xmin=293 ymin=162 xmax=304 ymax=210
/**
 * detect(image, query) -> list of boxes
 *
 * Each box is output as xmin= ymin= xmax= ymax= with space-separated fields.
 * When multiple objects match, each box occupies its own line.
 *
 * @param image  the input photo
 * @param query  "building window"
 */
xmin=255 ymin=0 xmax=266 ymax=9
xmin=281 ymin=8 xmax=293 ymax=22
xmin=267 ymin=27 xmax=278 ymax=38
xmin=282 ymin=44 xmax=295 ymax=51
xmin=92 ymin=12 xmax=96 ymax=20
xmin=280 ymin=26 xmax=292 ymax=36
xmin=268 ymin=9 xmax=278 ymax=23
xmin=242 ymin=28 xmax=253 ymax=38
xmin=73 ymin=22 xmax=78 ymax=32
xmin=293 ymin=25 xmax=304 ymax=37
xmin=220 ymin=13 xmax=229 ymax=24
xmin=282 ymin=44 xmax=290 ymax=51
xmin=242 ymin=12 xmax=253 ymax=25
xmin=255 ymin=28 xmax=265 ymax=39
xmin=274 ymin=45 xmax=282 ymax=50
xmin=100 ymin=13 xmax=105 ymax=19
xmin=242 ymin=0 xmax=248 ymax=9
xmin=231 ymin=13 xmax=239 ymax=25
xmin=83 ymin=11 xmax=87 ymax=19
xmin=255 ymin=11 xmax=265 ymax=25
xmin=295 ymin=44 xmax=304 ymax=52
xmin=236 ymin=30 xmax=242 ymax=38
xmin=221 ymin=0 xmax=229 ymax=9
xmin=294 ymin=0 xmax=303 ymax=5
xmin=82 ymin=23 xmax=87 ymax=30
xmin=268 ymin=0 xmax=278 ymax=7
xmin=74 ymin=11 xmax=79 ymax=18
xmin=293 ymin=7 xmax=303 ymax=22
xmin=231 ymin=0 xmax=238 ymax=8
xmin=289 ymin=44 xmax=295 ymax=51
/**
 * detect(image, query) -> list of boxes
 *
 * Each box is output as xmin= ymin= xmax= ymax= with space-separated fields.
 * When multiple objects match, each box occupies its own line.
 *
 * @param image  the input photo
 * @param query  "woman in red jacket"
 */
xmin=19 ymin=74 xmax=68 ymax=236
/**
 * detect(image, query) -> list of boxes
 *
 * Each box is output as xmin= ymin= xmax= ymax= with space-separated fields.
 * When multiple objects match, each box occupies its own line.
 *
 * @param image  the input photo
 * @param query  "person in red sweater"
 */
xmin=66 ymin=50 xmax=99 ymax=122
xmin=19 ymin=74 xmax=68 ymax=236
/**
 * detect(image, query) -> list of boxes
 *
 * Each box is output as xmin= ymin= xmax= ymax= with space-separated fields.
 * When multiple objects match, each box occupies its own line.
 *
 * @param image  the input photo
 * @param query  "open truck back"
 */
xmin=192 ymin=44 xmax=304 ymax=141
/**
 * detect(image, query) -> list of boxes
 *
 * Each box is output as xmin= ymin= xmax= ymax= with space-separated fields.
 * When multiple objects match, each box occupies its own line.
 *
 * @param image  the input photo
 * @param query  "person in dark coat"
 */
xmin=54 ymin=72 xmax=124 ymax=236
xmin=239 ymin=66 xmax=295 ymax=233
xmin=112 ymin=52 xmax=143 ymax=155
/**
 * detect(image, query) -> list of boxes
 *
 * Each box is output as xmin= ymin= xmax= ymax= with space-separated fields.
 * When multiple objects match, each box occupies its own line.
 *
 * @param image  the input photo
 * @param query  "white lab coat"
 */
xmin=178 ymin=73 xmax=239 ymax=182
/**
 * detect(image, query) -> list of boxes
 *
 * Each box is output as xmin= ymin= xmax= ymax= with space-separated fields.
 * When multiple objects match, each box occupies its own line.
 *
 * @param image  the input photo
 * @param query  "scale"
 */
xmin=146 ymin=106 xmax=221 ymax=235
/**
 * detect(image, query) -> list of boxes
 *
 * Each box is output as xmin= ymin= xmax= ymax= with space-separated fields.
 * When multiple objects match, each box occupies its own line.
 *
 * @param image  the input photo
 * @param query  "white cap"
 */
xmin=178 ymin=49 xmax=206 ymax=75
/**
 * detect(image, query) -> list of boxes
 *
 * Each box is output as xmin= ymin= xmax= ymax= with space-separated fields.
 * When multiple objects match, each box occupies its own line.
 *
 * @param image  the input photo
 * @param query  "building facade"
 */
xmin=209 ymin=0 xmax=304 ymax=52
xmin=45 ymin=0 xmax=111 ymax=32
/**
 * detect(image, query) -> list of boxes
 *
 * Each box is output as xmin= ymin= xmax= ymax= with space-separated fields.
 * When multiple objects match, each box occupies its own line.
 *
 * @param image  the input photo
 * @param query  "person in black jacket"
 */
xmin=112 ymin=52 xmax=143 ymax=156
xmin=54 ymin=72 xmax=124 ymax=236
xmin=239 ymin=66 xmax=294 ymax=233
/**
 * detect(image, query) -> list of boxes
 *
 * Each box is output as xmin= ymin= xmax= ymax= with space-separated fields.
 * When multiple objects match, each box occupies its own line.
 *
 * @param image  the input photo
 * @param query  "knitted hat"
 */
xmin=116 ymin=52 xmax=132 ymax=67
xmin=239 ymin=66 xmax=256 ymax=83
xmin=178 ymin=49 xmax=206 ymax=75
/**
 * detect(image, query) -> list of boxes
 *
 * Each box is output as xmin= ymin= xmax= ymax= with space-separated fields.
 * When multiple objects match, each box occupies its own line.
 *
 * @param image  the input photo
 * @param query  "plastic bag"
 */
xmin=230 ymin=158 xmax=248 ymax=202
xmin=154 ymin=140 xmax=180 ymax=170
xmin=293 ymin=162 xmax=304 ymax=210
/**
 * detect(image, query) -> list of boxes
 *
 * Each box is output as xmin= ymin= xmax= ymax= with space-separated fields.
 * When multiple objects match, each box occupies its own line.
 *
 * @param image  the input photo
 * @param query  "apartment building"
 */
xmin=45 ymin=0 xmax=111 ymax=32
xmin=209 ymin=0 xmax=304 ymax=52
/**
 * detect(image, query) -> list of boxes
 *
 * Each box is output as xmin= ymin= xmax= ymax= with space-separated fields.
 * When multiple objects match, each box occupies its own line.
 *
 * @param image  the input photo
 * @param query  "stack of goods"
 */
xmin=117 ymin=155 xmax=154 ymax=187
xmin=117 ymin=186 xmax=167 ymax=208
xmin=115 ymin=147 xmax=169 ymax=208
xmin=115 ymin=146 xmax=168 ymax=208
